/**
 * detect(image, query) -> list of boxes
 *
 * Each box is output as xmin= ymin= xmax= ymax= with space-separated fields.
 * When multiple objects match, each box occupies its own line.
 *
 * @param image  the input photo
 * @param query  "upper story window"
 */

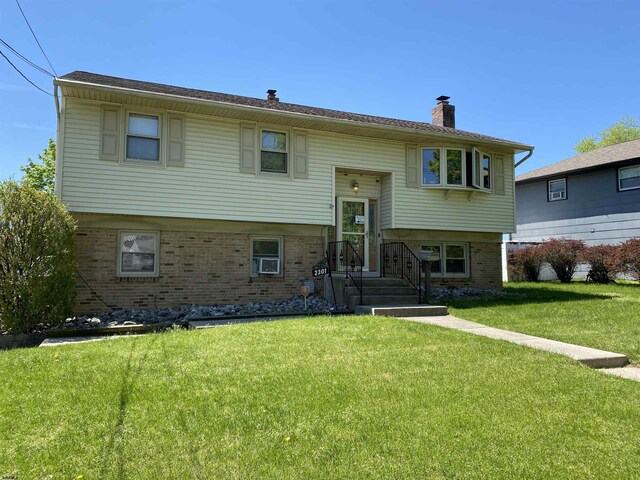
xmin=472 ymin=148 xmax=491 ymax=192
xmin=421 ymin=147 xmax=465 ymax=187
xmin=548 ymin=178 xmax=567 ymax=201
xmin=126 ymin=113 xmax=161 ymax=162
xmin=619 ymin=165 xmax=640 ymax=191
xmin=261 ymin=130 xmax=288 ymax=174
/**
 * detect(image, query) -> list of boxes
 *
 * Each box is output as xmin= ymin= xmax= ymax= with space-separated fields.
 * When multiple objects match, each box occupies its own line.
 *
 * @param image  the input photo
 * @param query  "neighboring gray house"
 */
xmin=512 ymin=139 xmax=640 ymax=245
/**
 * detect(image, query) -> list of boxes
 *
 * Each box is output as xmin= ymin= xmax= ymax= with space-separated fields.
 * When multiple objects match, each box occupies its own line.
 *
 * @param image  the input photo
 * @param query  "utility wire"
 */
xmin=0 ymin=48 xmax=52 ymax=96
xmin=0 ymin=38 xmax=54 ymax=77
xmin=15 ymin=0 xmax=58 ymax=77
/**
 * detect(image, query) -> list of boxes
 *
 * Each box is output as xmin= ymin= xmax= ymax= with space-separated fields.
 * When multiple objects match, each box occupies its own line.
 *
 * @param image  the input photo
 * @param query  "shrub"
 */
xmin=0 ymin=181 xmax=76 ymax=333
xmin=615 ymin=238 xmax=640 ymax=281
xmin=538 ymin=238 xmax=585 ymax=283
xmin=579 ymin=244 xmax=619 ymax=284
xmin=508 ymin=246 xmax=544 ymax=282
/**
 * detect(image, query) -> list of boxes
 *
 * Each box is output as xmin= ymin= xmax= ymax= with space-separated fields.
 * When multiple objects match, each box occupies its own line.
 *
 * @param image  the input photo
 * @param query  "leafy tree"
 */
xmin=20 ymin=138 xmax=56 ymax=192
xmin=0 ymin=181 xmax=76 ymax=333
xmin=575 ymin=117 xmax=640 ymax=154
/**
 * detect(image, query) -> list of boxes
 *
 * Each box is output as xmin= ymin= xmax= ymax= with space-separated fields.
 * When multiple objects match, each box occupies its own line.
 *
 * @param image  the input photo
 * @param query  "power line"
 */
xmin=0 ymin=49 xmax=52 ymax=96
xmin=0 ymin=38 xmax=54 ymax=77
xmin=14 ymin=0 xmax=58 ymax=77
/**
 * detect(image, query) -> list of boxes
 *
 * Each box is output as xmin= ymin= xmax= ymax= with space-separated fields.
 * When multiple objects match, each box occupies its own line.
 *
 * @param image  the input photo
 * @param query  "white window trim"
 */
xmin=472 ymin=148 xmax=492 ymax=193
xmin=259 ymin=128 xmax=290 ymax=175
xmin=421 ymin=242 xmax=469 ymax=278
xmin=117 ymin=231 xmax=160 ymax=278
xmin=548 ymin=178 xmax=567 ymax=201
xmin=618 ymin=165 xmax=640 ymax=192
xmin=124 ymin=109 xmax=163 ymax=165
xmin=420 ymin=147 xmax=467 ymax=188
xmin=250 ymin=235 xmax=283 ymax=276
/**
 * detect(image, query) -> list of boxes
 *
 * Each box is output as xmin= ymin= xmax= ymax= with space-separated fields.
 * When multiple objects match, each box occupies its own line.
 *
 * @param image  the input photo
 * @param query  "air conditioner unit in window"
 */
xmin=550 ymin=191 xmax=565 ymax=200
xmin=258 ymin=258 xmax=280 ymax=274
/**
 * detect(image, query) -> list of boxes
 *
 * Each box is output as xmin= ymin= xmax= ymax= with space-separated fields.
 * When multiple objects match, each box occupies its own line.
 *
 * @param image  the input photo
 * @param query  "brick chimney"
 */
xmin=432 ymin=95 xmax=455 ymax=128
xmin=266 ymin=89 xmax=279 ymax=102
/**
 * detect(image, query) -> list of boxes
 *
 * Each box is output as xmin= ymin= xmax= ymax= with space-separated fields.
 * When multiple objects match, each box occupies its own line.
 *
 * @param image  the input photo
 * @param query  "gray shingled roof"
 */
xmin=58 ymin=71 xmax=531 ymax=149
xmin=516 ymin=139 xmax=640 ymax=183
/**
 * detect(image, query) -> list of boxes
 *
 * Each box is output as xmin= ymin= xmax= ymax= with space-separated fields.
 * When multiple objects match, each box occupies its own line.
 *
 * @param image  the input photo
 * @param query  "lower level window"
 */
xmin=118 ymin=232 xmax=159 ymax=277
xmin=421 ymin=242 xmax=468 ymax=277
xmin=251 ymin=237 xmax=282 ymax=275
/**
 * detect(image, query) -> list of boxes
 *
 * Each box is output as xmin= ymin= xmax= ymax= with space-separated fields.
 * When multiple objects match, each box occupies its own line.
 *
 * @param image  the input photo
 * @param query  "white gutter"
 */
xmin=54 ymin=77 xmax=534 ymax=153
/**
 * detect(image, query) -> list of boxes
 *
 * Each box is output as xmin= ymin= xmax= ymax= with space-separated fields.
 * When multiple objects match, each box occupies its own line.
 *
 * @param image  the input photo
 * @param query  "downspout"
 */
xmin=53 ymin=83 xmax=63 ymax=199
xmin=514 ymin=148 xmax=534 ymax=168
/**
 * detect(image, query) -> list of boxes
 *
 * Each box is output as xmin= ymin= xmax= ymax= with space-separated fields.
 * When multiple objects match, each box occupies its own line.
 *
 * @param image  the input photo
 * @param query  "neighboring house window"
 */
xmin=421 ymin=242 xmax=469 ymax=277
xmin=421 ymin=147 xmax=465 ymax=187
xmin=619 ymin=165 xmax=640 ymax=191
xmin=472 ymin=149 xmax=491 ymax=192
xmin=548 ymin=178 xmax=567 ymax=201
xmin=126 ymin=113 xmax=161 ymax=162
xmin=117 ymin=232 xmax=159 ymax=277
xmin=261 ymin=130 xmax=288 ymax=173
xmin=251 ymin=237 xmax=282 ymax=275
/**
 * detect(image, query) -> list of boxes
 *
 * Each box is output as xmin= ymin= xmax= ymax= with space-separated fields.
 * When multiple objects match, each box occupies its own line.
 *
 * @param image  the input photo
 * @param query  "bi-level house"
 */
xmin=53 ymin=72 xmax=533 ymax=313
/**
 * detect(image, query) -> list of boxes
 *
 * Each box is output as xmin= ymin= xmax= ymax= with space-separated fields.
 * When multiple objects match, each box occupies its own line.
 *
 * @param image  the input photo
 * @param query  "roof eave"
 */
xmin=54 ymin=77 xmax=534 ymax=153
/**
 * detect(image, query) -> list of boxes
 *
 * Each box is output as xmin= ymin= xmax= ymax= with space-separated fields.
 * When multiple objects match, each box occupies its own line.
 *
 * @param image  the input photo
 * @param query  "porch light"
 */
xmin=351 ymin=180 xmax=359 ymax=194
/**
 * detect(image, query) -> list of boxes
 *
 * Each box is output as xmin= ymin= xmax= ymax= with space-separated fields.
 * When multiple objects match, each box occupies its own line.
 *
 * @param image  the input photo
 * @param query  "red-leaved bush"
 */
xmin=508 ymin=246 xmax=544 ymax=282
xmin=538 ymin=238 xmax=585 ymax=283
xmin=615 ymin=238 xmax=640 ymax=281
xmin=579 ymin=245 xmax=619 ymax=284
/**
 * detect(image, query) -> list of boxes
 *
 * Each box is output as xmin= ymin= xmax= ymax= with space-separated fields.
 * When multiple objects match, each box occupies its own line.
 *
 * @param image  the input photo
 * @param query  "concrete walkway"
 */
xmin=403 ymin=315 xmax=640 ymax=381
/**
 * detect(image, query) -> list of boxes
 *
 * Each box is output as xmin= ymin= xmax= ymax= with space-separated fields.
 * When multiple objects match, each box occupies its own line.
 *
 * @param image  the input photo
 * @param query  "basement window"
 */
xmin=420 ymin=242 xmax=469 ymax=277
xmin=251 ymin=237 xmax=282 ymax=275
xmin=117 ymin=232 xmax=159 ymax=277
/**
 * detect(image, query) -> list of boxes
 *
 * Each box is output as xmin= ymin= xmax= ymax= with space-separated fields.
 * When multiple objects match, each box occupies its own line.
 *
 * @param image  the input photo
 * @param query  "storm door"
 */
xmin=337 ymin=197 xmax=369 ymax=271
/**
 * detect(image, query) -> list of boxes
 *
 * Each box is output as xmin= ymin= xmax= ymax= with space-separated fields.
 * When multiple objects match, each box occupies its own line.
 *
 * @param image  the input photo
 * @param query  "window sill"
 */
xmin=421 ymin=185 xmax=491 ymax=200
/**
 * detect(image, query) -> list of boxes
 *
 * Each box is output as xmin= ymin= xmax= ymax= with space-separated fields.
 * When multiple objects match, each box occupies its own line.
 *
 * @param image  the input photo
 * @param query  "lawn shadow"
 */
xmin=100 ymin=335 xmax=157 ymax=479
xmin=446 ymin=286 xmax=615 ymax=310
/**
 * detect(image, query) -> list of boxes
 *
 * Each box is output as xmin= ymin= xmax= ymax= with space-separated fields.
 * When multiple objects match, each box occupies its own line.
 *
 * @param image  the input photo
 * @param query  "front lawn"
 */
xmin=448 ymin=282 xmax=640 ymax=363
xmin=1 ymin=315 xmax=639 ymax=479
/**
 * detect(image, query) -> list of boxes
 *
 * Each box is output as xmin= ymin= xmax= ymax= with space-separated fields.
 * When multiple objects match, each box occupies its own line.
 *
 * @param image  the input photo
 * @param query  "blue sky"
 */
xmin=1 ymin=0 xmax=639 ymax=181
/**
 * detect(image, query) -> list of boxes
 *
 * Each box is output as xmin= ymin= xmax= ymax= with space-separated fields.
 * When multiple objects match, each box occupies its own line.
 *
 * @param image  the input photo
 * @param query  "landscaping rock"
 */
xmin=60 ymin=295 xmax=349 ymax=330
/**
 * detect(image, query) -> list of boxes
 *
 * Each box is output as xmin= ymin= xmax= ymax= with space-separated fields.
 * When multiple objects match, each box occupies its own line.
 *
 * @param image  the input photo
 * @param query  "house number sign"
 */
xmin=312 ymin=266 xmax=328 ymax=277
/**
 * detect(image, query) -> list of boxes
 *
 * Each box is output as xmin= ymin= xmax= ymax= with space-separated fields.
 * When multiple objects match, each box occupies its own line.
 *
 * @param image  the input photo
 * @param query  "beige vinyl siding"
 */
xmin=62 ymin=100 xmax=331 ymax=225
xmin=380 ymin=175 xmax=393 ymax=229
xmin=335 ymin=174 xmax=381 ymax=198
xmin=61 ymin=98 xmax=516 ymax=233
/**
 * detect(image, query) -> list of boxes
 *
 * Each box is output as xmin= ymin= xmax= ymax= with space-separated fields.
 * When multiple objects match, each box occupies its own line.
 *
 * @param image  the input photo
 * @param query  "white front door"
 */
xmin=337 ymin=197 xmax=369 ymax=271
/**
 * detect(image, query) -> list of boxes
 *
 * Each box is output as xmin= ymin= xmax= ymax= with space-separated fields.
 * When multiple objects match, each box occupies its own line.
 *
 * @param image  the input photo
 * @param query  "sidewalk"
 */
xmin=402 ymin=315 xmax=640 ymax=382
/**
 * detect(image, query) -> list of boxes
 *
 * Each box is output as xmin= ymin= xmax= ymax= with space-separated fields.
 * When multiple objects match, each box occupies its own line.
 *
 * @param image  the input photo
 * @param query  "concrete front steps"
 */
xmin=345 ymin=277 xmax=425 ymax=309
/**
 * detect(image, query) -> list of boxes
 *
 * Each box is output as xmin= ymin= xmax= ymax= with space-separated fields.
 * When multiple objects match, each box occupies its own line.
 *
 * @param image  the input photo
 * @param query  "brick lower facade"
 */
xmin=404 ymin=240 xmax=503 ymax=291
xmin=74 ymin=227 xmax=323 ymax=314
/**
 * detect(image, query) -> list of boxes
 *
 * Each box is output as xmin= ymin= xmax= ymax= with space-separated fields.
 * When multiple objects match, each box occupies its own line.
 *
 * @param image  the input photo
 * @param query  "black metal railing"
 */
xmin=380 ymin=242 xmax=423 ymax=303
xmin=328 ymin=241 xmax=363 ymax=305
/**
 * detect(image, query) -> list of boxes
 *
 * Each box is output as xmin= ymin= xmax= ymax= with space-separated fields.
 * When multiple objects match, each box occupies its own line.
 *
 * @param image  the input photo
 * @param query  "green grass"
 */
xmin=1 ymin=315 xmax=640 ymax=479
xmin=447 ymin=282 xmax=640 ymax=364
